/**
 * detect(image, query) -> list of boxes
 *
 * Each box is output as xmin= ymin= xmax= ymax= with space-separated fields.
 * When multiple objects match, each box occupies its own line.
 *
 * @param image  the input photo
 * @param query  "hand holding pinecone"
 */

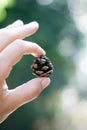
xmin=31 ymin=56 xmax=53 ymax=77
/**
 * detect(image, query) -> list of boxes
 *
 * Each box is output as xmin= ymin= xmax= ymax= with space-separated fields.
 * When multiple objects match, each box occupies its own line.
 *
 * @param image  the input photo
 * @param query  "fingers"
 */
xmin=0 ymin=39 xmax=45 ymax=79
xmin=6 ymin=20 xmax=24 ymax=29
xmin=0 ymin=21 xmax=39 ymax=51
xmin=1 ymin=78 xmax=50 ymax=117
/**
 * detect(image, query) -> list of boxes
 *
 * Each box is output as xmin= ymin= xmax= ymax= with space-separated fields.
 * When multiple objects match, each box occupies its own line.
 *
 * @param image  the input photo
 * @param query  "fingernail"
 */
xmin=41 ymin=78 xmax=51 ymax=89
xmin=30 ymin=21 xmax=39 ymax=28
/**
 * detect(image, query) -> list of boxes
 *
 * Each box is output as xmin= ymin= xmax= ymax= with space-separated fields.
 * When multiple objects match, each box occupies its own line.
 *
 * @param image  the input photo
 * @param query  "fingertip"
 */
xmin=35 ymin=48 xmax=46 ymax=57
xmin=15 ymin=19 xmax=24 ymax=25
xmin=31 ymin=21 xmax=39 ymax=29
xmin=41 ymin=77 xmax=51 ymax=89
xmin=11 ymin=19 xmax=24 ymax=27
xmin=41 ymin=48 xmax=46 ymax=56
xmin=27 ymin=41 xmax=46 ymax=57
xmin=28 ymin=21 xmax=39 ymax=31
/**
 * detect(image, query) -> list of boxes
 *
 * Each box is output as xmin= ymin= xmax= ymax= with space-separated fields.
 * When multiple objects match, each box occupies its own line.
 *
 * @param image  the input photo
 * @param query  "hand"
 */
xmin=0 ymin=20 xmax=50 ymax=123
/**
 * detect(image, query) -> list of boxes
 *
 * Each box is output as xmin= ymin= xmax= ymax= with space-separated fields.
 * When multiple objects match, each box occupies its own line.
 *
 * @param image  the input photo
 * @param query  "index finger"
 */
xmin=0 ymin=40 xmax=45 ymax=79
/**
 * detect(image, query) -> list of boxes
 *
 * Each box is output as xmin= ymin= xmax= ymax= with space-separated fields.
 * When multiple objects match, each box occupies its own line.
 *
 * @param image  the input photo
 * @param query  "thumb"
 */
xmin=6 ymin=78 xmax=50 ymax=114
xmin=13 ymin=77 xmax=50 ymax=104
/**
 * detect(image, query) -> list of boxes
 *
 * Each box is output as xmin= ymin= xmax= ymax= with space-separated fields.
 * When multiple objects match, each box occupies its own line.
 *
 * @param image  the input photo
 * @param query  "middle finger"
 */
xmin=0 ymin=21 xmax=39 ymax=52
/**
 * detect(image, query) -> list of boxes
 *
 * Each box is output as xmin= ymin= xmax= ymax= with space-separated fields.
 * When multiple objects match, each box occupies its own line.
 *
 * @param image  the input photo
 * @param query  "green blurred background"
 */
xmin=1 ymin=0 xmax=87 ymax=130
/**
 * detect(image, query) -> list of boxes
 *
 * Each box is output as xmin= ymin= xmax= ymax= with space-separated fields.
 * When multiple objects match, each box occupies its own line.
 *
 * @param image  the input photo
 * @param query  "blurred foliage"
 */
xmin=0 ymin=0 xmax=86 ymax=130
xmin=0 ymin=0 xmax=15 ymax=22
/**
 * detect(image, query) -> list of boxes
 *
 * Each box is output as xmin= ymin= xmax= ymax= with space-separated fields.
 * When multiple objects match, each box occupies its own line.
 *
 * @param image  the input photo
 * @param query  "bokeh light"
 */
xmin=36 ymin=0 xmax=54 ymax=6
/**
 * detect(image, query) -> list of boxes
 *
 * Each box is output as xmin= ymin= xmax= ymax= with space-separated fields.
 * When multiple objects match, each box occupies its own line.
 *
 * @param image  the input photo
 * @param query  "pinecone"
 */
xmin=31 ymin=56 xmax=53 ymax=77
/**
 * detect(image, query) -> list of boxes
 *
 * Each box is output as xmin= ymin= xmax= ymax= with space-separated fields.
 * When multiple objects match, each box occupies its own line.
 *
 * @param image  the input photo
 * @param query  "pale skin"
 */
xmin=0 ymin=20 xmax=50 ymax=123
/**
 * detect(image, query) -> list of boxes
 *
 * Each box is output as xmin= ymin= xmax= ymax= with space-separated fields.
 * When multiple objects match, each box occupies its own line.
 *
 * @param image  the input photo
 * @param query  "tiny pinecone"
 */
xmin=31 ymin=56 xmax=53 ymax=77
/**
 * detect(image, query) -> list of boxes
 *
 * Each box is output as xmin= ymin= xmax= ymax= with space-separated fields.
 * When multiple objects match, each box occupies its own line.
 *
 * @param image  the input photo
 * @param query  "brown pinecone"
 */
xmin=31 ymin=56 xmax=53 ymax=77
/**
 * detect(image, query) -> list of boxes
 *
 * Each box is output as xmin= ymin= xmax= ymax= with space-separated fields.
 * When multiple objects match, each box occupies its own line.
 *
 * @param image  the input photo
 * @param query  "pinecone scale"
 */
xmin=31 ymin=56 xmax=53 ymax=77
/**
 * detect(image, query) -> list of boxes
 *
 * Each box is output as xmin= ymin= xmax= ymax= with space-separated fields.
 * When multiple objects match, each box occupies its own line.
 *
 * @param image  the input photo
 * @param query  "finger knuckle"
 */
xmin=0 ymin=54 xmax=4 ymax=70
xmin=0 ymin=56 xmax=5 ymax=77
xmin=28 ymin=86 xmax=42 ymax=100
xmin=34 ymin=86 xmax=42 ymax=98
xmin=13 ymin=39 xmax=24 ymax=51
xmin=1 ymin=29 xmax=13 ymax=38
xmin=0 ymin=55 xmax=11 ymax=78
